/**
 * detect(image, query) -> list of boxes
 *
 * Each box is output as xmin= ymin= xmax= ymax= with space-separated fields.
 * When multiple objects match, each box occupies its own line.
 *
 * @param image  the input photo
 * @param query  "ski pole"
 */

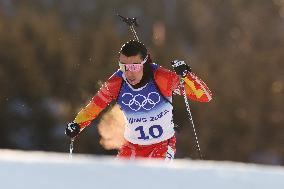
xmin=69 ymin=138 xmax=75 ymax=159
xmin=117 ymin=14 xmax=140 ymax=41
xmin=180 ymin=79 xmax=203 ymax=159
xmin=67 ymin=124 xmax=86 ymax=159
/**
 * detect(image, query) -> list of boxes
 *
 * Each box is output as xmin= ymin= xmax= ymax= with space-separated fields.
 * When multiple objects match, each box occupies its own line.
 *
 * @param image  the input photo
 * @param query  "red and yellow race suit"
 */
xmin=73 ymin=63 xmax=212 ymax=159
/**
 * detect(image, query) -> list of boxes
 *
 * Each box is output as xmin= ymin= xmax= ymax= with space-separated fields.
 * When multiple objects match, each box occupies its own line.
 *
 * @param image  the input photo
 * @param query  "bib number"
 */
xmin=135 ymin=125 xmax=163 ymax=140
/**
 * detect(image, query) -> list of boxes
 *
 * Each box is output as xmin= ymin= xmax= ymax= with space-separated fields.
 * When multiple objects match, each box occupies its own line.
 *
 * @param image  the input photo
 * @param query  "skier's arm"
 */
xmin=178 ymin=72 xmax=212 ymax=102
xmin=65 ymin=73 xmax=122 ymax=138
xmin=74 ymin=74 xmax=122 ymax=129
xmin=171 ymin=60 xmax=212 ymax=102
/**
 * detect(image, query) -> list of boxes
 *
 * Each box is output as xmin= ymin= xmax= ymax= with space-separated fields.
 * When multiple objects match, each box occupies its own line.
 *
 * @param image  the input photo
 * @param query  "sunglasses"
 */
xmin=119 ymin=55 xmax=148 ymax=72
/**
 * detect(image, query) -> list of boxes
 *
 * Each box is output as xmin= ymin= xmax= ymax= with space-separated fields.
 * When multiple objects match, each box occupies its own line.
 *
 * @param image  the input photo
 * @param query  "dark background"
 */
xmin=0 ymin=0 xmax=283 ymax=165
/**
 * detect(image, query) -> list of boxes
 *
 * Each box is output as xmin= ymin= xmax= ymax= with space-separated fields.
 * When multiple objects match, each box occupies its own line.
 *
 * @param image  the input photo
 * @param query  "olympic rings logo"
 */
xmin=121 ymin=92 xmax=161 ymax=111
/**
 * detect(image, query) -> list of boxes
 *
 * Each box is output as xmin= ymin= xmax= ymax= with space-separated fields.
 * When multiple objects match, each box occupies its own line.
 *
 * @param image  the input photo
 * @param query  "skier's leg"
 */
xmin=117 ymin=142 xmax=136 ymax=160
xmin=150 ymin=136 xmax=176 ymax=160
xmin=165 ymin=145 xmax=176 ymax=161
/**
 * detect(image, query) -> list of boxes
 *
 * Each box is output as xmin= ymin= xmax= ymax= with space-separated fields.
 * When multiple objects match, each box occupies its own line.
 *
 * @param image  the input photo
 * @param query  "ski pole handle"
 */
xmin=117 ymin=14 xmax=140 ymax=41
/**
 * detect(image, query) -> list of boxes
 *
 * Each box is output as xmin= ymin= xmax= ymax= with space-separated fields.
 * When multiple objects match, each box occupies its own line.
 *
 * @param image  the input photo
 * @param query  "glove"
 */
xmin=65 ymin=122 xmax=81 ymax=138
xmin=171 ymin=60 xmax=191 ymax=78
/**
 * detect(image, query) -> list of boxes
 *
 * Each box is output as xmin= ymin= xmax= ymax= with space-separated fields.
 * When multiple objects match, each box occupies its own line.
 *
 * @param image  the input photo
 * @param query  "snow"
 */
xmin=0 ymin=149 xmax=283 ymax=189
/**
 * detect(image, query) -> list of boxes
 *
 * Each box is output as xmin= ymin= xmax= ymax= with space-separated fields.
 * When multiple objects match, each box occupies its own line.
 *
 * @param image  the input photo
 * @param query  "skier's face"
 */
xmin=119 ymin=54 xmax=144 ymax=85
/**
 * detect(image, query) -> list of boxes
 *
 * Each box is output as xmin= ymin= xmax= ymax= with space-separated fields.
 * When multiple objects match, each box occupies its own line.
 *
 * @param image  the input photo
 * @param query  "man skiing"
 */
xmin=65 ymin=40 xmax=212 ymax=160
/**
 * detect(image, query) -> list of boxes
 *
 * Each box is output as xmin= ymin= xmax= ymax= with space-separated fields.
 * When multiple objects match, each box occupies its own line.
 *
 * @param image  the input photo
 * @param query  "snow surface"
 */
xmin=0 ymin=150 xmax=283 ymax=189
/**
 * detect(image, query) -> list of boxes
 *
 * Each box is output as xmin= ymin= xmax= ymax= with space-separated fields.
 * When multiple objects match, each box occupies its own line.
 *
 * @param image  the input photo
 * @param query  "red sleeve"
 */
xmin=74 ymin=72 xmax=123 ymax=129
xmin=154 ymin=66 xmax=212 ymax=102
xmin=175 ymin=72 xmax=213 ymax=102
xmin=153 ymin=66 xmax=180 ymax=97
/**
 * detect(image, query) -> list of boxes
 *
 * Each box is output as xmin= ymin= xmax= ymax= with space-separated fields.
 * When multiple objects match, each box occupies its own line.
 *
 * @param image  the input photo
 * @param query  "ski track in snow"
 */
xmin=0 ymin=149 xmax=283 ymax=189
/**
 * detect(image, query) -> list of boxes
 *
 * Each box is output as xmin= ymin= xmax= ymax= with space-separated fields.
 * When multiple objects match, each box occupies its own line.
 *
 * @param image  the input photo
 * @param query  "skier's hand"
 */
xmin=65 ymin=122 xmax=81 ymax=138
xmin=171 ymin=60 xmax=191 ymax=78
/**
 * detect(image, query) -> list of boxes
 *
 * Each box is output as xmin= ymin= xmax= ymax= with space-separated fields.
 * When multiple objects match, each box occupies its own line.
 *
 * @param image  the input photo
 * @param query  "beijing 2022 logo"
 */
xmin=121 ymin=92 xmax=161 ymax=111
